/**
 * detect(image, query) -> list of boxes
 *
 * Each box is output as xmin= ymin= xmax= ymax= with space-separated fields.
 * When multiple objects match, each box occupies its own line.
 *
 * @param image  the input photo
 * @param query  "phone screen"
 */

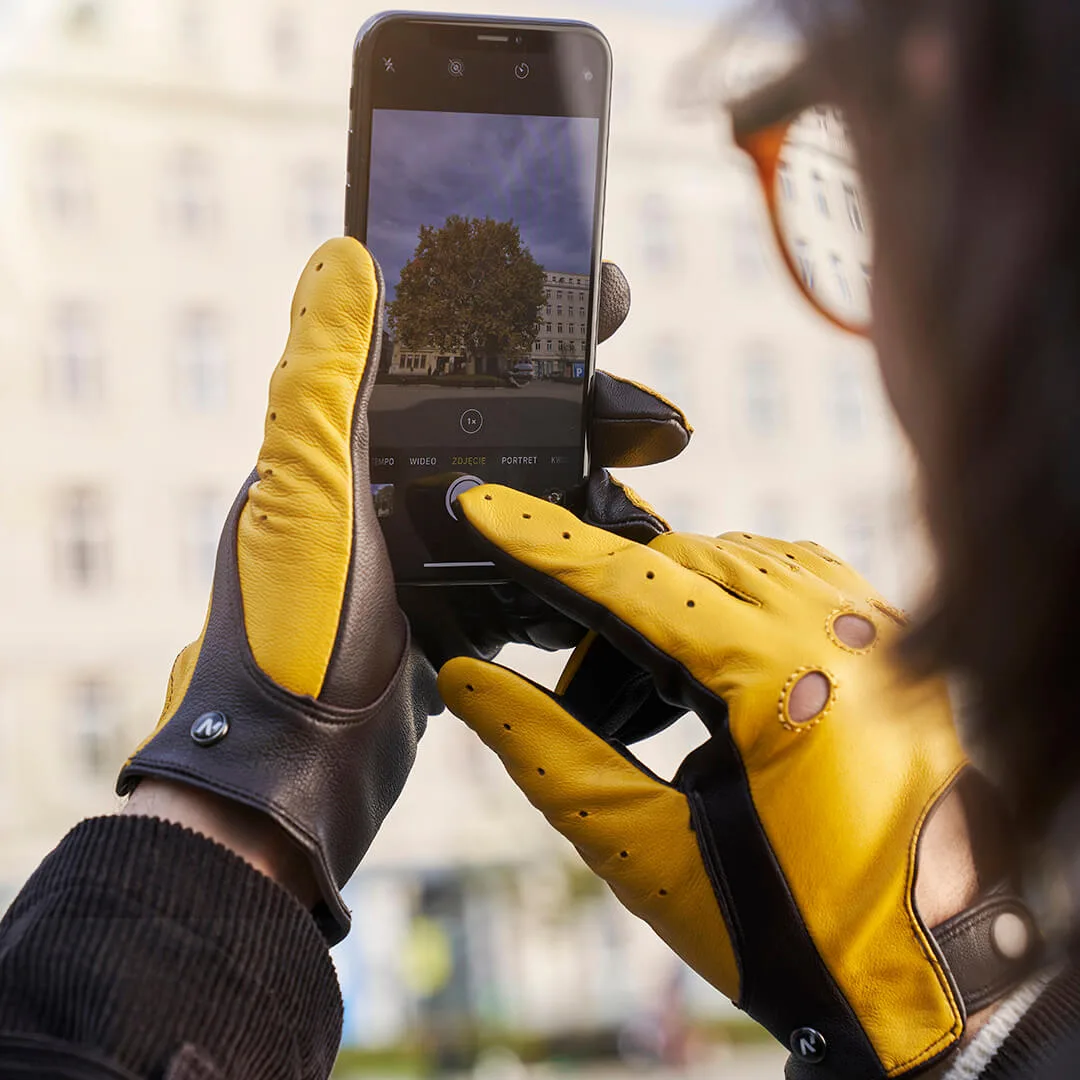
xmin=349 ymin=20 xmax=610 ymax=584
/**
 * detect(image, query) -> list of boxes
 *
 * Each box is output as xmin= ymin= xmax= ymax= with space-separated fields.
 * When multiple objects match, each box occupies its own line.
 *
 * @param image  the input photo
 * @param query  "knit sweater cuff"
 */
xmin=967 ymin=962 xmax=1080 ymax=1078
xmin=0 ymin=815 xmax=342 ymax=1080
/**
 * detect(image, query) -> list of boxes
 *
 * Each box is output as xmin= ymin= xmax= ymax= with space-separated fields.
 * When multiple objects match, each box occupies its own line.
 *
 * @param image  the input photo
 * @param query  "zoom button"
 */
xmin=460 ymin=409 xmax=483 ymax=435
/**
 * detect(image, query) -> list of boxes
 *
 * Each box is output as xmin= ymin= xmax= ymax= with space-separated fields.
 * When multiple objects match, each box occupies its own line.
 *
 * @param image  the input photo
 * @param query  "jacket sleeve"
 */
xmin=0 ymin=815 xmax=343 ymax=1080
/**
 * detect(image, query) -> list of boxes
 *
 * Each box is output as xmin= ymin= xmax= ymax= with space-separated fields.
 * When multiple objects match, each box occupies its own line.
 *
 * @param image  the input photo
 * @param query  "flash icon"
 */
xmin=583 ymin=68 xmax=594 ymax=82
xmin=383 ymin=57 xmax=395 ymax=73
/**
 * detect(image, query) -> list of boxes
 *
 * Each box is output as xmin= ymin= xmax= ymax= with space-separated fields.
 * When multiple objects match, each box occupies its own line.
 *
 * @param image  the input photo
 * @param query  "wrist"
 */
xmin=122 ymin=777 xmax=320 ymax=909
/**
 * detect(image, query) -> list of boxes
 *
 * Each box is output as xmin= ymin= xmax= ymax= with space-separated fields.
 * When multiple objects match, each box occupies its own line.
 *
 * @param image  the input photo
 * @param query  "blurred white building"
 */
xmin=0 ymin=0 xmax=927 ymax=1053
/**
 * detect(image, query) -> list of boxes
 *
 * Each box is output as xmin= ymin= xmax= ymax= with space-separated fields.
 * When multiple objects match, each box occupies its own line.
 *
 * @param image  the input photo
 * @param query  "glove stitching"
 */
xmin=777 ymin=666 xmax=837 ymax=733
xmin=869 ymin=597 xmax=909 ymax=628
xmin=825 ymin=606 xmax=882 ymax=656
xmin=891 ymin=761 xmax=969 ymax=1073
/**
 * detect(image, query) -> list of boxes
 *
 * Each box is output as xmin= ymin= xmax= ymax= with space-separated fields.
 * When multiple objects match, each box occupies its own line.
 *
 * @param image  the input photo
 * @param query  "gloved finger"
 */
xmin=724 ymin=533 xmax=873 ymax=593
xmin=240 ymin=237 xmax=402 ymax=704
xmin=650 ymin=532 xmax=771 ymax=608
xmin=597 ymin=261 xmax=631 ymax=344
xmin=453 ymin=486 xmax=763 ymax=696
xmin=438 ymin=656 xmax=740 ymax=998
xmin=556 ymin=631 xmax=688 ymax=745
xmin=723 ymin=533 xmax=907 ymax=629
xmin=582 ymin=469 xmax=671 ymax=545
xmin=590 ymin=371 xmax=693 ymax=469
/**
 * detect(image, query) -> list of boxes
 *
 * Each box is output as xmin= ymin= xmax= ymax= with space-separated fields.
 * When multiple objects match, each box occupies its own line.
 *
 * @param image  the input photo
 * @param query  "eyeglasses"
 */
xmin=731 ymin=67 xmax=873 ymax=337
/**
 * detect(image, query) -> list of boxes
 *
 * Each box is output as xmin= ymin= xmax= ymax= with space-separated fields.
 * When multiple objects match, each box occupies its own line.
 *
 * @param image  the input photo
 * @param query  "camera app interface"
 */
xmin=363 ymin=31 xmax=607 ymax=582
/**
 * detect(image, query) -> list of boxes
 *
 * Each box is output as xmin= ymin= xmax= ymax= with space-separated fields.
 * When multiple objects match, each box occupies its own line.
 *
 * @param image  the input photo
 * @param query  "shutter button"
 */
xmin=790 ymin=1027 xmax=827 ymax=1064
xmin=191 ymin=711 xmax=229 ymax=746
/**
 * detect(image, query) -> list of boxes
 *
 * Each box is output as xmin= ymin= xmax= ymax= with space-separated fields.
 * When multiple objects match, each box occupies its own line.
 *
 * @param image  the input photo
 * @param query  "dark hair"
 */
xmin=785 ymin=0 xmax=1080 ymax=840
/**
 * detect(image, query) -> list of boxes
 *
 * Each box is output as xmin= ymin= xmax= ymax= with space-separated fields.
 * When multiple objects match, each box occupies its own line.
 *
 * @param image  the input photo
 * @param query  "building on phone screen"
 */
xmin=386 ymin=269 xmax=589 ymax=382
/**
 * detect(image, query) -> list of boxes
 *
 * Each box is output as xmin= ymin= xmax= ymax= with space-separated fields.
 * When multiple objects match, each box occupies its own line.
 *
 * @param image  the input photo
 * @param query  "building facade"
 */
xmin=0 ymin=0 xmax=925 ymax=1053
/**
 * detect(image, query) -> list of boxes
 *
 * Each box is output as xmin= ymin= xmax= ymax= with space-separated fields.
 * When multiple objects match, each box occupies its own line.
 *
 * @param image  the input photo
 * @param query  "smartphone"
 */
xmin=346 ymin=12 xmax=612 ymax=585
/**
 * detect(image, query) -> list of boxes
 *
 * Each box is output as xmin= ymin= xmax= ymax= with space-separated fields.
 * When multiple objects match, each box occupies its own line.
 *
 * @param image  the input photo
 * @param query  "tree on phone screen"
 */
xmin=388 ymin=215 xmax=546 ymax=380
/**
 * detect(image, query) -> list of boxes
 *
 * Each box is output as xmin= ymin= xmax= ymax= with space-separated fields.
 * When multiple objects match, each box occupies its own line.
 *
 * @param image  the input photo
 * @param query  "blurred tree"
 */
xmin=389 ymin=215 xmax=546 ymax=376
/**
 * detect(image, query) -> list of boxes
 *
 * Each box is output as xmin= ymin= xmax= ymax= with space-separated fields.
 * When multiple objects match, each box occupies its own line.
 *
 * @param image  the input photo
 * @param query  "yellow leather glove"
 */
xmin=438 ymin=486 xmax=1039 ymax=1079
xmin=118 ymin=239 xmax=440 ymax=943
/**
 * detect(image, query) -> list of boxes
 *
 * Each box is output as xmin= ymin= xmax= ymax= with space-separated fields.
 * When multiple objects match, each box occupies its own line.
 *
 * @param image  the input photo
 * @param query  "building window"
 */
xmin=568 ymin=324 xmax=574 ymax=335
xmin=844 ymin=183 xmax=865 ymax=234
xmin=55 ymin=487 xmax=109 ymax=588
xmin=177 ymin=0 xmax=209 ymax=57
xmin=546 ymin=341 xmax=553 ymax=352
xmin=649 ymin=336 xmax=690 ymax=403
xmin=546 ymin=305 xmax=551 ymax=315
xmin=545 ymin=323 xmax=551 ymax=333
xmin=579 ymin=306 xmax=586 ymax=318
xmin=533 ymin=341 xmax=540 ymax=352
xmin=167 ymin=147 xmax=218 ymax=236
xmin=183 ymin=489 xmax=226 ymax=589
xmin=270 ymin=9 xmax=302 ymax=73
xmin=828 ymin=357 xmax=865 ymax=438
xmin=38 ymin=135 xmax=93 ymax=226
xmin=843 ymin=505 xmax=876 ymax=579
xmin=295 ymin=163 xmax=338 ymax=242
xmin=47 ymin=300 xmax=102 ymax=404
xmin=744 ymin=345 xmax=784 ymax=437
xmin=71 ymin=677 xmax=116 ymax=777
xmin=64 ymin=0 xmax=105 ymax=40
xmin=176 ymin=308 xmax=228 ymax=410
xmin=642 ymin=192 xmax=675 ymax=268
xmin=558 ymin=324 xmax=563 ymax=334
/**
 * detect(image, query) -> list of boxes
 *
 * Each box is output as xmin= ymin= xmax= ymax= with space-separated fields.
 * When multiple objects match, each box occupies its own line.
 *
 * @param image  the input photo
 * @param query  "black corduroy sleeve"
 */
xmin=0 ymin=815 xmax=343 ymax=1080
xmin=978 ymin=964 xmax=1080 ymax=1079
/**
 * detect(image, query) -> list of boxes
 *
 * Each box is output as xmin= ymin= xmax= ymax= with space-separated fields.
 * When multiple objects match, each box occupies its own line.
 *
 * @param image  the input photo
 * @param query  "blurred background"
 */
xmin=0 ymin=0 xmax=927 ymax=1076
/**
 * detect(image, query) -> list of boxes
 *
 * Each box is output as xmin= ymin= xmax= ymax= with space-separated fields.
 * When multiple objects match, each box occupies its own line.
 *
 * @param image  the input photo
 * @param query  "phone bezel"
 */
xmin=346 ymin=11 xmax=612 ymax=586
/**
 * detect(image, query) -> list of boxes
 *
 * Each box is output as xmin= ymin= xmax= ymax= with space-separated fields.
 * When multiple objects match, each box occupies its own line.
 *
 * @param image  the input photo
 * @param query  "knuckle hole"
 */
xmin=833 ymin=614 xmax=878 ymax=650
xmin=788 ymin=671 xmax=832 ymax=724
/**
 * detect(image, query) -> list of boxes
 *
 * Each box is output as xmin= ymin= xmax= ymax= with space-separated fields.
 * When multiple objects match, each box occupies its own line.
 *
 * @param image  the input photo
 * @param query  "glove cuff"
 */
xmin=118 ymin=475 xmax=438 ymax=944
xmin=930 ymin=886 xmax=1044 ymax=1017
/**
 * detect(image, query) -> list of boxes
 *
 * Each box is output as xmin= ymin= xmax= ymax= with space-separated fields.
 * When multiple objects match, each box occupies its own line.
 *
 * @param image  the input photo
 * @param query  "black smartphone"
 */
xmin=346 ymin=12 xmax=612 ymax=585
